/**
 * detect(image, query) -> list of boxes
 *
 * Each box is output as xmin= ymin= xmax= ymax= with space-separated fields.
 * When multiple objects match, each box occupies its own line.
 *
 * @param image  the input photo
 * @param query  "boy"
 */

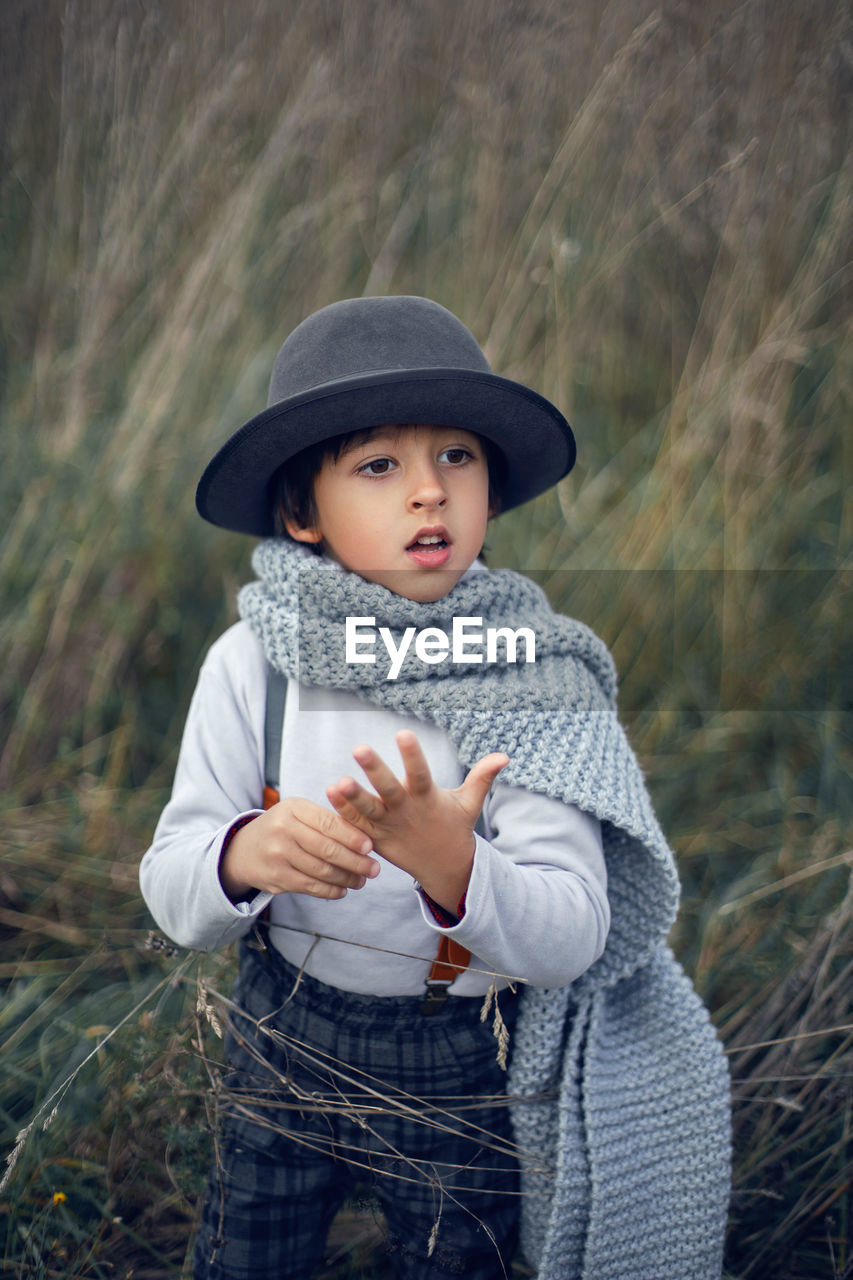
xmin=140 ymin=296 xmax=730 ymax=1279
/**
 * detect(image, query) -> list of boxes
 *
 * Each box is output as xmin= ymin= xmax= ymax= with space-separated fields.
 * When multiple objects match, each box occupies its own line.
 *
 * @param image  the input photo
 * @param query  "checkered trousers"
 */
xmin=193 ymin=934 xmax=521 ymax=1279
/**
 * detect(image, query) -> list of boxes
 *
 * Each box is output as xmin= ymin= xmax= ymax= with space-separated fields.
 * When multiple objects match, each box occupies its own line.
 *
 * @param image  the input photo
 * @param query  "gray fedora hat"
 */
xmin=196 ymin=295 xmax=575 ymax=535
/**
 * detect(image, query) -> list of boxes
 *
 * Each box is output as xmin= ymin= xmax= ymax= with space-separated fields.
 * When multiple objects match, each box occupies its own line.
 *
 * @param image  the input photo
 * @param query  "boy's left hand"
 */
xmin=325 ymin=730 xmax=508 ymax=915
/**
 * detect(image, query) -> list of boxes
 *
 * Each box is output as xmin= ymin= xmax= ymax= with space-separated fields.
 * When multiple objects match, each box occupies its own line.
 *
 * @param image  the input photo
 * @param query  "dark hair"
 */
xmin=272 ymin=426 xmax=506 ymax=546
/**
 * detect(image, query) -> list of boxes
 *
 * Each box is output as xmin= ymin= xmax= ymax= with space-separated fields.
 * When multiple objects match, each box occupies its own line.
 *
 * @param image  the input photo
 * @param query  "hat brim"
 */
xmin=196 ymin=367 xmax=576 ymax=536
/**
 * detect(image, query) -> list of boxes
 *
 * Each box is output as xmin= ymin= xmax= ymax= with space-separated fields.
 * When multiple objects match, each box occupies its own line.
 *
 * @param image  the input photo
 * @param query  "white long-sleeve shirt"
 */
xmin=140 ymin=620 xmax=609 ymax=997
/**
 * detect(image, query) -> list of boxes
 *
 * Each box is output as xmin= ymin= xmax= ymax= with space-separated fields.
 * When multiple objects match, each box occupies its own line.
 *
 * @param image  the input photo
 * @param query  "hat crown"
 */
xmin=267 ymin=296 xmax=491 ymax=407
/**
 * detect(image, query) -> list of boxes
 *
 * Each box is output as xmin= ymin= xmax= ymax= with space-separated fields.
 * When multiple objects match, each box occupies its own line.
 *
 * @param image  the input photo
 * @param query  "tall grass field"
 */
xmin=1 ymin=1 xmax=850 ymax=1276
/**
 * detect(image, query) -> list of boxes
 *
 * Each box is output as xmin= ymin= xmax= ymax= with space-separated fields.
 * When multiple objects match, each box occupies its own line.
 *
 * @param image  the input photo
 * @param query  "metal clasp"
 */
xmin=421 ymin=982 xmax=451 ymax=1015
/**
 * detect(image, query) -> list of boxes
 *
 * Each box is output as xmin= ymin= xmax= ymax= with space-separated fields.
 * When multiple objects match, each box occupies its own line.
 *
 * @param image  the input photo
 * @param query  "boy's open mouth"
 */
xmin=405 ymin=528 xmax=452 ymax=566
xmin=406 ymin=534 xmax=448 ymax=552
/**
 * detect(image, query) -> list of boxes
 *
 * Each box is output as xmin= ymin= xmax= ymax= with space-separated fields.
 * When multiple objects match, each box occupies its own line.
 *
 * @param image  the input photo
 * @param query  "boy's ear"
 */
xmin=283 ymin=515 xmax=323 ymax=544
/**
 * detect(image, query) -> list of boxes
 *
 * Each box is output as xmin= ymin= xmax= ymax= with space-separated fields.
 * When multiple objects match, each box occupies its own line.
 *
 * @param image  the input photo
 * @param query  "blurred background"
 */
xmin=1 ymin=1 xmax=850 ymax=1275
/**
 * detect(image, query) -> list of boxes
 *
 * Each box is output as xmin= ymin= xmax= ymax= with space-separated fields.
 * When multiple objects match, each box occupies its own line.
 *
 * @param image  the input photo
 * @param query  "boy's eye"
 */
xmin=438 ymin=447 xmax=473 ymax=465
xmin=358 ymin=457 xmax=396 ymax=476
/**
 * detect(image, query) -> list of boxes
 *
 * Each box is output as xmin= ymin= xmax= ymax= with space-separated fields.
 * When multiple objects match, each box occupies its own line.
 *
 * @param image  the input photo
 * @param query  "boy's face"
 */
xmin=285 ymin=425 xmax=493 ymax=602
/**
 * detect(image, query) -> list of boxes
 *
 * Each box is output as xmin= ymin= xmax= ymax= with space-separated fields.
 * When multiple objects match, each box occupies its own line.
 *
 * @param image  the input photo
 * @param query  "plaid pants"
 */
xmin=194 ymin=935 xmax=520 ymax=1279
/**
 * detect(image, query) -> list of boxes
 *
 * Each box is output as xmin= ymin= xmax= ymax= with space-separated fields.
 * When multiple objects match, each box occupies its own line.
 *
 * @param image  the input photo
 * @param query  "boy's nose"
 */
xmin=407 ymin=465 xmax=447 ymax=511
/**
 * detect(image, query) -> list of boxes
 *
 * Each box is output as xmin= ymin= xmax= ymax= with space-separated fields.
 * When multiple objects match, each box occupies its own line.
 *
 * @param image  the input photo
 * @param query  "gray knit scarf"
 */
xmin=238 ymin=538 xmax=731 ymax=1280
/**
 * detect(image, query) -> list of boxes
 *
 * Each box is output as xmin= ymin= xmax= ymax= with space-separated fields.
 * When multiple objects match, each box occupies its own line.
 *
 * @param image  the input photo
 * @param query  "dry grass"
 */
xmin=1 ymin=0 xmax=850 ymax=1275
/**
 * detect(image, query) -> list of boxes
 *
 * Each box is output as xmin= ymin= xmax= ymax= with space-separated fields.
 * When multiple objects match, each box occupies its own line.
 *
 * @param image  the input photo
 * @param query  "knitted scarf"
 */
xmin=238 ymin=539 xmax=731 ymax=1280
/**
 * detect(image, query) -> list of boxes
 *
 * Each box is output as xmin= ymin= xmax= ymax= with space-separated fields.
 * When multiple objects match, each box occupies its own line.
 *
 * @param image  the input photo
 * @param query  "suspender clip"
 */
xmin=421 ymin=981 xmax=452 ymax=1015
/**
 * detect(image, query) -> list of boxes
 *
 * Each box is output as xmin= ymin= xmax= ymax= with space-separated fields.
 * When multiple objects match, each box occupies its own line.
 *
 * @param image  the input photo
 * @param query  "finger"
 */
xmin=350 ymin=743 xmax=408 ymax=808
xmin=326 ymin=776 xmax=386 ymax=826
xmin=289 ymin=812 xmax=380 ymax=878
xmin=458 ymin=752 xmax=510 ymax=813
xmin=395 ymin=730 xmax=433 ymax=797
xmin=288 ymin=797 xmax=374 ymax=855
xmin=287 ymin=845 xmax=371 ymax=893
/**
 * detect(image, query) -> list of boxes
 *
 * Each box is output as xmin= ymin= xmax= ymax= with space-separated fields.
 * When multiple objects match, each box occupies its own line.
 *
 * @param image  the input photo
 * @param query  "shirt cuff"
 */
xmin=218 ymin=813 xmax=265 ymax=911
xmin=419 ymin=888 xmax=467 ymax=928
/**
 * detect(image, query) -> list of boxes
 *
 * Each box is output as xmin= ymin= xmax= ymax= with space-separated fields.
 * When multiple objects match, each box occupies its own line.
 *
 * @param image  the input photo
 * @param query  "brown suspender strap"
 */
xmin=263 ymin=667 xmax=287 ymax=808
xmin=427 ymin=934 xmax=472 ymax=984
xmin=422 ymin=933 xmax=472 ymax=1013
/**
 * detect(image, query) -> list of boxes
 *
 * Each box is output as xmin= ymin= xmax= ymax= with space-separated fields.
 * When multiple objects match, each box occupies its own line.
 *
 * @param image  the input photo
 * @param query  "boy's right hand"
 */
xmin=219 ymin=798 xmax=380 ymax=903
